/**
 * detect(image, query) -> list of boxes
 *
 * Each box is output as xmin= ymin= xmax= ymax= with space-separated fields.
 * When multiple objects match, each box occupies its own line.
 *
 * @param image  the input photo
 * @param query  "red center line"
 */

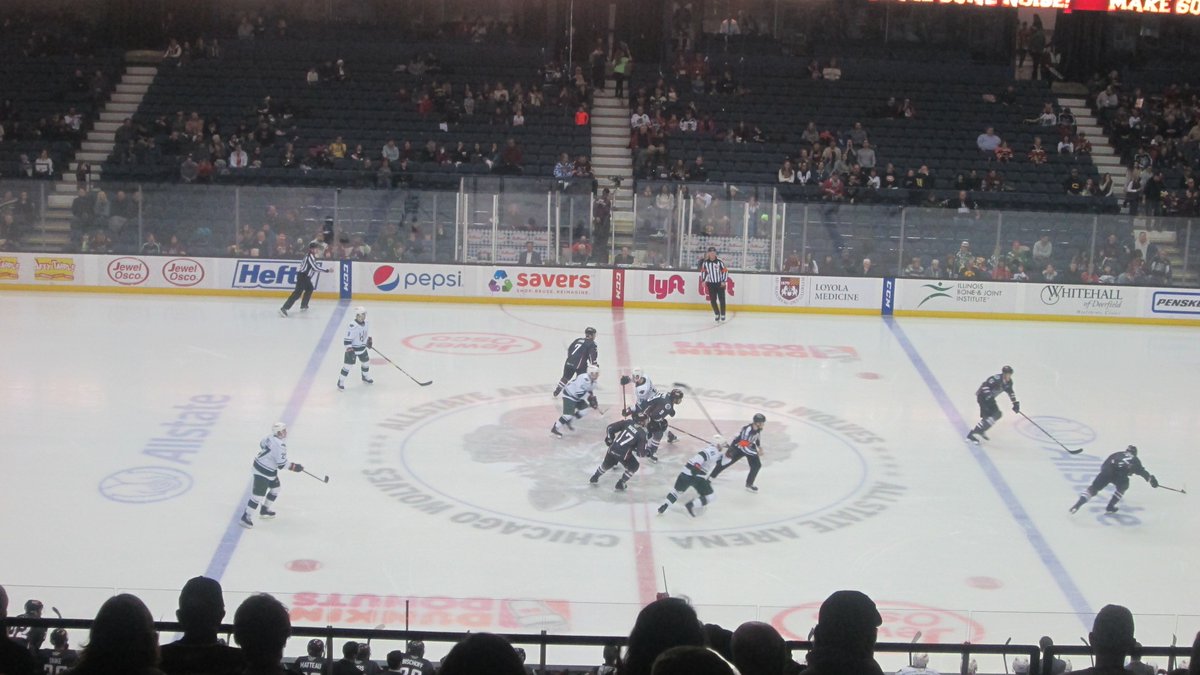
xmin=610 ymin=307 xmax=660 ymax=606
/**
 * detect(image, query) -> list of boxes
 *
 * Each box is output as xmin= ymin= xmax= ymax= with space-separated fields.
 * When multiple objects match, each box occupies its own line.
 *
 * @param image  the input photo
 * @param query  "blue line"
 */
xmin=203 ymin=301 xmax=351 ymax=581
xmin=883 ymin=317 xmax=1094 ymax=626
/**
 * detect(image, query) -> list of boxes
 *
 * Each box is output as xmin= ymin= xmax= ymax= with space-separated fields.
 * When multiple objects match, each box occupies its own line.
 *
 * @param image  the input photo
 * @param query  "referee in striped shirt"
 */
xmin=698 ymin=246 xmax=729 ymax=322
xmin=279 ymin=242 xmax=324 ymax=317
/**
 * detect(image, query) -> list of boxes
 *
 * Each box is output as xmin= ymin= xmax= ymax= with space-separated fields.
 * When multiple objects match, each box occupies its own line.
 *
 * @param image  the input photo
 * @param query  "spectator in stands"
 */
xmin=903 ymin=257 xmax=925 ymax=277
xmin=976 ymin=127 xmax=1002 ymax=154
xmin=229 ymin=143 xmax=249 ymax=169
xmin=71 ymin=188 xmax=94 ymax=231
xmin=34 ymin=150 xmax=53 ymax=179
xmin=180 ymin=154 xmax=199 ymax=183
xmin=160 ymin=577 xmax=243 ymax=675
xmin=518 ymin=242 xmax=542 ymax=265
xmin=822 ymin=173 xmax=845 ymax=201
xmin=1064 ymin=168 xmax=1084 ymax=195
xmin=856 ymin=142 xmax=876 ymax=170
xmin=71 ymin=594 xmax=161 ymax=675
xmin=1030 ymin=236 xmax=1053 ymax=268
xmin=1125 ymin=174 xmax=1143 ymax=215
xmin=622 ymin=598 xmax=704 ymax=675
xmin=1075 ymin=132 xmax=1092 ymax=155
xmin=822 ymin=58 xmax=842 ymax=82
xmin=612 ymin=43 xmax=632 ymax=99
xmin=1074 ymin=605 xmax=1137 ymax=675
xmin=804 ymin=590 xmax=883 ymax=675
xmin=438 ymin=633 xmax=525 ymax=675
xmin=954 ymin=241 xmax=974 ymax=274
xmin=614 ymin=246 xmax=634 ymax=266
xmin=1057 ymin=135 xmax=1074 ymax=155
xmin=1026 ymin=103 xmax=1057 ymax=127
xmin=856 ymin=258 xmax=875 ymax=277
xmin=651 ymin=647 xmax=737 ymax=674
xmin=163 ymin=38 xmax=182 ymax=67
xmin=777 ymin=160 xmax=796 ymax=183
xmin=1144 ymin=171 xmax=1167 ymax=218
xmin=554 ymin=153 xmax=574 ymax=180
xmin=1096 ymin=173 xmax=1114 ymax=198
xmin=571 ymin=235 xmax=592 ymax=263
xmin=687 ymin=156 xmax=708 ymax=181
xmin=498 ymin=138 xmax=523 ymax=174
xmin=1148 ymin=249 xmax=1173 ymax=285
xmin=994 ymin=141 xmax=1013 ymax=163
xmin=1028 ymin=137 xmax=1048 ymax=165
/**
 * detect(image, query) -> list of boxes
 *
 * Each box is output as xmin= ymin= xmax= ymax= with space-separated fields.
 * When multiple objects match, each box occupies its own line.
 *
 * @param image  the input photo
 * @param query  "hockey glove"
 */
xmin=290 ymin=463 xmax=304 ymax=473
xmin=1150 ymin=475 xmax=1159 ymax=488
xmin=588 ymin=395 xmax=599 ymax=409
xmin=619 ymin=375 xmax=631 ymax=386
xmin=367 ymin=337 xmax=373 ymax=349
xmin=622 ymin=407 xmax=633 ymax=417
xmin=1012 ymin=401 xmax=1020 ymax=413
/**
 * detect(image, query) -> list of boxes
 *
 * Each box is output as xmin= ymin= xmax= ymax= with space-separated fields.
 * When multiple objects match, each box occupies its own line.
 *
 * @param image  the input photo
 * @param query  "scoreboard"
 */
xmin=871 ymin=0 xmax=1200 ymax=14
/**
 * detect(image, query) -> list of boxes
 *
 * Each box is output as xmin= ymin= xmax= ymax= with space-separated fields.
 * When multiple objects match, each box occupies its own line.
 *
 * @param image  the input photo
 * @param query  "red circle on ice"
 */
xmin=856 ymin=372 xmax=881 ymax=379
xmin=285 ymin=559 xmax=322 ymax=572
xmin=403 ymin=332 xmax=541 ymax=356
xmin=966 ymin=576 xmax=1003 ymax=590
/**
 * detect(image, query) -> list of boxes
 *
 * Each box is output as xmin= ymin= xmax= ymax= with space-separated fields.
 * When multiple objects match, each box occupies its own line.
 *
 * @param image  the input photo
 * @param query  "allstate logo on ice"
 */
xmin=99 ymin=466 xmax=193 ymax=503
xmin=373 ymin=265 xmax=401 ymax=291
xmin=489 ymin=269 xmax=514 ymax=293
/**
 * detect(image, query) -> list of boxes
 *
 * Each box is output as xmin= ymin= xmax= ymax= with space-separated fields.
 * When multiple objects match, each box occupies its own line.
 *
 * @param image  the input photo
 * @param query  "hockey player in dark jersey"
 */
xmin=657 ymin=436 xmax=737 ymax=516
xmin=1070 ymin=446 xmax=1158 ymax=514
xmin=293 ymin=639 xmax=328 ymax=675
xmin=627 ymin=388 xmax=683 ymax=462
xmin=590 ymin=413 xmax=649 ymax=491
xmin=388 ymin=641 xmax=435 ymax=675
xmin=966 ymin=366 xmax=1019 ymax=444
xmin=6 ymin=599 xmax=45 ymax=656
xmin=553 ymin=327 xmax=599 ymax=397
xmin=37 ymin=629 xmax=77 ymax=675
xmin=708 ymin=414 xmax=766 ymax=491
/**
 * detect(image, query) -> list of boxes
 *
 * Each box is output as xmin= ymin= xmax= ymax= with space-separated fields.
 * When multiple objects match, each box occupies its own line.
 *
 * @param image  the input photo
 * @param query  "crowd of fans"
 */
xmin=4 ymin=581 xmax=1199 ymax=675
xmin=1085 ymin=73 xmax=1200 ymax=218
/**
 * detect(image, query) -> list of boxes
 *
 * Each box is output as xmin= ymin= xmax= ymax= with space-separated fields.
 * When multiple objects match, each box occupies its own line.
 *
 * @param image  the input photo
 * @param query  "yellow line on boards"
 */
xmin=0 ymin=284 xmax=339 ymax=300
xmin=892 ymin=309 xmax=1200 ymax=327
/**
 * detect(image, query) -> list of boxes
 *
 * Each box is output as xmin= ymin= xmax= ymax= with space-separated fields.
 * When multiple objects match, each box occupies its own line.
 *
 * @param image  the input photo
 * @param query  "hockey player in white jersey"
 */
xmin=619 ymin=367 xmax=678 ymax=444
xmin=337 ymin=306 xmax=374 ymax=390
xmin=240 ymin=422 xmax=304 ymax=528
xmin=657 ymin=435 xmax=736 ymax=516
xmin=551 ymin=364 xmax=600 ymax=438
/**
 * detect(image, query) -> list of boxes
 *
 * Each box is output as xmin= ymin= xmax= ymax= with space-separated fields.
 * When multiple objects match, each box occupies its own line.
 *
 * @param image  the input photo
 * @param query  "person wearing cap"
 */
xmin=1071 ymin=605 xmax=1137 ymax=675
xmin=160 ymin=577 xmax=245 ymax=675
xmin=967 ymin=366 xmax=1018 ymax=444
xmin=0 ymin=586 xmax=39 ymax=675
xmin=954 ymin=241 xmax=973 ymax=275
xmin=5 ymin=598 xmax=44 ymax=655
xmin=803 ymin=590 xmax=885 ymax=675
xmin=280 ymin=240 xmax=331 ymax=317
xmin=698 ymin=247 xmax=730 ymax=322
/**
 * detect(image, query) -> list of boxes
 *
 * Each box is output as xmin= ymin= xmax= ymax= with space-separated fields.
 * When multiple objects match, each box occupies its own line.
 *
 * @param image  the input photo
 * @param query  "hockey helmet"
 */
xmin=50 ymin=628 xmax=68 ymax=648
xmin=631 ymin=411 xmax=649 ymax=426
xmin=584 ymin=326 xmax=597 ymax=338
xmin=753 ymin=413 xmax=767 ymax=425
xmin=25 ymin=599 xmax=43 ymax=614
xmin=307 ymin=639 xmax=325 ymax=656
xmin=587 ymin=364 xmax=601 ymax=379
xmin=354 ymin=306 xmax=367 ymax=319
xmin=272 ymin=422 xmax=287 ymax=438
xmin=406 ymin=640 xmax=426 ymax=657
xmin=1001 ymin=365 xmax=1014 ymax=375
xmin=914 ymin=654 xmax=930 ymax=669
xmin=631 ymin=367 xmax=644 ymax=380
xmin=669 ymin=388 xmax=684 ymax=404
xmin=1126 ymin=445 xmax=1138 ymax=456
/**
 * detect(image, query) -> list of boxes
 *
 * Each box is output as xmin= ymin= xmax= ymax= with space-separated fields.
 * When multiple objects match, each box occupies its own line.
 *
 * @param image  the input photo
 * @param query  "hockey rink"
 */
xmin=2 ymin=291 xmax=1199 ymax=668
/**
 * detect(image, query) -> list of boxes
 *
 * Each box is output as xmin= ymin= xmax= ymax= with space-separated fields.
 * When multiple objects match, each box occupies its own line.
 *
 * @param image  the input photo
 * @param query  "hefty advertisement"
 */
xmin=231 ymin=259 xmax=305 ymax=290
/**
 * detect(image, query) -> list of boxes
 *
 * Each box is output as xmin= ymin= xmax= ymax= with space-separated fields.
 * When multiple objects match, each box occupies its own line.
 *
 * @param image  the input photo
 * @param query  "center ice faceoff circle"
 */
xmin=364 ymin=388 xmax=907 ymax=541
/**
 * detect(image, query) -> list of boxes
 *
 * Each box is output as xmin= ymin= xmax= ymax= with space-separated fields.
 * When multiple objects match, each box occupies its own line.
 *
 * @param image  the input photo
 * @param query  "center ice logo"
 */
xmin=98 ymin=466 xmax=194 ymax=503
xmin=489 ymin=270 xmax=514 ymax=293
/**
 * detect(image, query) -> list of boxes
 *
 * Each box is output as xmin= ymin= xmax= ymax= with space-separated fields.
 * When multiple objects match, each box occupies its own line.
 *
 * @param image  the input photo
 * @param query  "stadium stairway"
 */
xmin=589 ymin=83 xmax=634 ymax=256
xmin=1058 ymin=95 xmax=1126 ymax=200
xmin=32 ymin=64 xmax=156 ymax=251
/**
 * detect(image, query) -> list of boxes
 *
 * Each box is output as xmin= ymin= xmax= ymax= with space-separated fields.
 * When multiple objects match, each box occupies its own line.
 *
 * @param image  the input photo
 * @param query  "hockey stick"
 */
xmin=52 ymin=607 xmax=63 ymax=620
xmin=1156 ymin=483 xmax=1187 ymax=494
xmin=1002 ymin=637 xmax=1011 ymax=675
xmin=671 ymin=382 xmax=722 ymax=435
xmin=908 ymin=631 xmax=923 ymax=665
xmin=1081 ymin=637 xmax=1094 ymax=667
xmin=370 ymin=347 xmax=433 ymax=387
xmin=661 ymin=566 xmax=669 ymax=596
xmin=1019 ymin=412 xmax=1084 ymax=454
xmin=667 ymin=424 xmax=710 ymax=444
xmin=302 ymin=469 xmax=330 ymax=483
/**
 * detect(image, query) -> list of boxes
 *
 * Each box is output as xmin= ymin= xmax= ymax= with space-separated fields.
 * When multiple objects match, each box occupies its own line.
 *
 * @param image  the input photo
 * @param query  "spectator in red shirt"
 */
xmin=498 ymin=138 xmax=523 ymax=175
